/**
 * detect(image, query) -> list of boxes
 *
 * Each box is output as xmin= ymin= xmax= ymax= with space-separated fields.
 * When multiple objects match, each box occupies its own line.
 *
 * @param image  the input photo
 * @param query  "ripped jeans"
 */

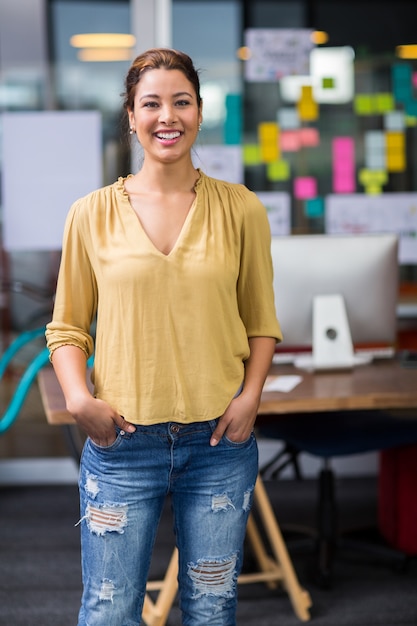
xmin=77 ymin=418 xmax=259 ymax=626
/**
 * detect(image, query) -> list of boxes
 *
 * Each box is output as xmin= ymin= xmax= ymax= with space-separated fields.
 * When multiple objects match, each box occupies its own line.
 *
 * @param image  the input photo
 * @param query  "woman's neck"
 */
xmin=133 ymin=159 xmax=200 ymax=194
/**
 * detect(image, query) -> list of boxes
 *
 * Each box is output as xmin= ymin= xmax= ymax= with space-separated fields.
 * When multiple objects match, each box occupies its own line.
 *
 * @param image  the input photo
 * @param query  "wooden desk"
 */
xmin=259 ymin=359 xmax=417 ymax=415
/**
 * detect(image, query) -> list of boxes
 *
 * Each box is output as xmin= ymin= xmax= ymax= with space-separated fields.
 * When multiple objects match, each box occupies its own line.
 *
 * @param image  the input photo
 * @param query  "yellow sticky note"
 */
xmin=258 ymin=122 xmax=280 ymax=163
xmin=358 ymin=169 xmax=387 ymax=194
xmin=297 ymin=85 xmax=319 ymax=122
xmin=386 ymin=153 xmax=406 ymax=172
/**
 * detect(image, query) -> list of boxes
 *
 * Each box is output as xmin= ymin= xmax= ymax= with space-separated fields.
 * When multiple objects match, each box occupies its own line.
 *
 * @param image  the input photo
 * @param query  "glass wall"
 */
xmin=0 ymin=0 xmax=416 ymax=338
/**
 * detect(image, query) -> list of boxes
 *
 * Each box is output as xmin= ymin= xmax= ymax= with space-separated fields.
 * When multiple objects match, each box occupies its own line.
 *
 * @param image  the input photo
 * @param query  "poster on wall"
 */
xmin=192 ymin=145 xmax=244 ymax=183
xmin=325 ymin=193 xmax=417 ymax=264
xmin=1 ymin=110 xmax=102 ymax=250
xmin=244 ymin=29 xmax=314 ymax=82
xmin=255 ymin=191 xmax=291 ymax=236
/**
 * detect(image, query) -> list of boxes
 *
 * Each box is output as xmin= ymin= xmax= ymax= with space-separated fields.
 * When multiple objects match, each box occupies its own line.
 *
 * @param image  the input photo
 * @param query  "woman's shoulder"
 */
xmin=69 ymin=177 xmax=128 ymax=216
xmin=199 ymin=170 xmax=264 ymax=213
xmin=199 ymin=170 xmax=258 ymax=200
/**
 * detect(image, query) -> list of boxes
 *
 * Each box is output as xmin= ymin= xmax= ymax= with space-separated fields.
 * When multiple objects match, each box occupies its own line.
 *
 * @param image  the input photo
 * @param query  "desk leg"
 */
xmin=252 ymin=476 xmax=312 ymax=622
xmin=142 ymin=548 xmax=179 ymax=626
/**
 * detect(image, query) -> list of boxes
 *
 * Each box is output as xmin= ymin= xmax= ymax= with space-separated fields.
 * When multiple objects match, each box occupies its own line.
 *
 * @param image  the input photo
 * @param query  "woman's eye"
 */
xmin=176 ymin=100 xmax=190 ymax=107
xmin=143 ymin=101 xmax=158 ymax=108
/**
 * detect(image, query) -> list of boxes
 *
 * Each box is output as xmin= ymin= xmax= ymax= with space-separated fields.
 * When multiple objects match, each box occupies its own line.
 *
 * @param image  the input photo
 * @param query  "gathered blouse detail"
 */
xmin=45 ymin=170 xmax=282 ymax=425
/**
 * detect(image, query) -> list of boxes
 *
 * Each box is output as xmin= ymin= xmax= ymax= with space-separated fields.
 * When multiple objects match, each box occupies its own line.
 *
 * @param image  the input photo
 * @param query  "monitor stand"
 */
xmin=293 ymin=294 xmax=372 ymax=372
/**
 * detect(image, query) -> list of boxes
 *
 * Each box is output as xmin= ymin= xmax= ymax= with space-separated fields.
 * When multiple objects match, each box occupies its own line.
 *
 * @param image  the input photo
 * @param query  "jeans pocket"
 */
xmin=87 ymin=428 xmax=127 ymax=452
xmin=222 ymin=430 xmax=255 ymax=448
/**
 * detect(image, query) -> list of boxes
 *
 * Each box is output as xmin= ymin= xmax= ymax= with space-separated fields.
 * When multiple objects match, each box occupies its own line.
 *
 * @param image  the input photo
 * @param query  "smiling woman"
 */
xmin=45 ymin=47 xmax=281 ymax=626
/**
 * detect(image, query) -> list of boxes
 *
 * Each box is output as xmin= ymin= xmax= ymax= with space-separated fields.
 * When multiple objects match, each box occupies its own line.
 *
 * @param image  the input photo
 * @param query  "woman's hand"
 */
xmin=209 ymin=336 xmax=277 ymax=447
xmin=209 ymin=390 xmax=259 ymax=446
xmin=69 ymin=394 xmax=136 ymax=447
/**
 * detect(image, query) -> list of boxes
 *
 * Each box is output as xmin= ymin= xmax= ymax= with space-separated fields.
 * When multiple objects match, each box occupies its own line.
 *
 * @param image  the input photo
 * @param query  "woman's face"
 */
xmin=128 ymin=68 xmax=202 ymax=165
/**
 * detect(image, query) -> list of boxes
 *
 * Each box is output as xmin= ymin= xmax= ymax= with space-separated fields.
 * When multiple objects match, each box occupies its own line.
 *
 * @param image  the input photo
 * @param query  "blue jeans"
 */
xmin=77 ymin=419 xmax=259 ymax=626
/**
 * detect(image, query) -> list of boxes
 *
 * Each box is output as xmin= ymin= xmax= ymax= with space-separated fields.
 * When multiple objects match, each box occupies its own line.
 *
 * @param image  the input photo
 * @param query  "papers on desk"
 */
xmin=263 ymin=375 xmax=303 ymax=393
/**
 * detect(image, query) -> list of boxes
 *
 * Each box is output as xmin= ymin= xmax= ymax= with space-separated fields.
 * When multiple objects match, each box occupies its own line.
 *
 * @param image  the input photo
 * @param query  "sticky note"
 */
xmin=358 ymin=169 xmax=387 ymax=194
xmin=305 ymin=197 xmax=324 ymax=217
xmin=374 ymin=93 xmax=394 ymax=113
xmin=354 ymin=94 xmax=374 ymax=115
xmin=224 ymin=94 xmax=242 ymax=144
xmin=243 ymin=144 xmax=261 ymax=166
xmin=332 ymin=137 xmax=355 ymax=193
xmin=405 ymin=100 xmax=417 ymax=117
xmin=258 ymin=122 xmax=280 ymax=163
xmin=297 ymin=85 xmax=319 ymax=121
xmin=266 ymin=160 xmax=290 ymax=181
xmin=322 ymin=77 xmax=335 ymax=89
xmin=277 ymin=107 xmax=300 ymax=129
xmin=299 ymin=127 xmax=320 ymax=147
xmin=294 ymin=176 xmax=317 ymax=199
xmin=280 ymin=130 xmax=300 ymax=152
xmin=384 ymin=111 xmax=405 ymax=131
xmin=392 ymin=63 xmax=413 ymax=103
xmin=385 ymin=132 xmax=406 ymax=172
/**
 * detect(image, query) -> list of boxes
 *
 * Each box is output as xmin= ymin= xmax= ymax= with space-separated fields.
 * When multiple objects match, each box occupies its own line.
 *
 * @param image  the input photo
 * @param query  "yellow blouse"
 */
xmin=46 ymin=171 xmax=282 ymax=425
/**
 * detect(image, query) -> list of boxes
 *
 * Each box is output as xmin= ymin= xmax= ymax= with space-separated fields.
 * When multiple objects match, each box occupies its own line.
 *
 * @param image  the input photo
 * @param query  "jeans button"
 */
xmin=170 ymin=424 xmax=180 ymax=434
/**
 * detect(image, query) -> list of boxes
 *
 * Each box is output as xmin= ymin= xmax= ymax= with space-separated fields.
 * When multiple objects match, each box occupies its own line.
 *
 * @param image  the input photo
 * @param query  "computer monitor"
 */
xmin=271 ymin=233 xmax=399 ymax=370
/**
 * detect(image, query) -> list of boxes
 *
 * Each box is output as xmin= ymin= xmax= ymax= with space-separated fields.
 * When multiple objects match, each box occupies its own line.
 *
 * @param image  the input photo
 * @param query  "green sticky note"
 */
xmin=243 ymin=144 xmax=261 ymax=166
xmin=374 ymin=93 xmax=394 ymax=113
xmin=322 ymin=77 xmax=334 ymax=89
xmin=266 ymin=160 xmax=290 ymax=181
xmin=354 ymin=94 xmax=374 ymax=115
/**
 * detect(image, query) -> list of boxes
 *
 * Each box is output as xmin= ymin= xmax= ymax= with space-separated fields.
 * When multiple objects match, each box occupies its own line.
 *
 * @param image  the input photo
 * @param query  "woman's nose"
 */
xmin=159 ymin=105 xmax=177 ymax=125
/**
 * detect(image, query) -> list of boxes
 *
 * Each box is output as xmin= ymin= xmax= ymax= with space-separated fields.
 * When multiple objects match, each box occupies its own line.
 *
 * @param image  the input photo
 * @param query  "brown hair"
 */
xmin=122 ymin=48 xmax=202 ymax=113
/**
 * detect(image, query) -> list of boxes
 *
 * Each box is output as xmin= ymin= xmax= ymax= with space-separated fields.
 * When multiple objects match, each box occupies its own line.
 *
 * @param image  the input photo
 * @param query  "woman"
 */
xmin=46 ymin=48 xmax=282 ymax=626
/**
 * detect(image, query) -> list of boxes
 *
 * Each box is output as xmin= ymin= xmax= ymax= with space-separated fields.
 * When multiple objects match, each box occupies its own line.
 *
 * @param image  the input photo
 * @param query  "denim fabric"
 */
xmin=77 ymin=419 xmax=258 ymax=626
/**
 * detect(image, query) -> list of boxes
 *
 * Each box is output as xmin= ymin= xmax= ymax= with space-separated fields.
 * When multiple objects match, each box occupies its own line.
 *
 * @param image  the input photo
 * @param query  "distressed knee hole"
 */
xmin=85 ymin=502 xmax=128 ymax=536
xmin=99 ymin=579 xmax=115 ymax=603
xmin=85 ymin=472 xmax=100 ymax=498
xmin=243 ymin=487 xmax=253 ymax=512
xmin=188 ymin=553 xmax=237 ymax=598
xmin=211 ymin=493 xmax=236 ymax=512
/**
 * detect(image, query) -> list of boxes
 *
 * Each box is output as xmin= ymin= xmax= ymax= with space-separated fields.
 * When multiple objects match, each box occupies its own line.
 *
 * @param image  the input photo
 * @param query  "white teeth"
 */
xmin=156 ymin=132 xmax=180 ymax=140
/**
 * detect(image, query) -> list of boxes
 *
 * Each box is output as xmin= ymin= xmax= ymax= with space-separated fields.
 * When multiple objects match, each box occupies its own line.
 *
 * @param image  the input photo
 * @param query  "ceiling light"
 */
xmin=70 ymin=33 xmax=136 ymax=49
xmin=236 ymin=46 xmax=252 ymax=61
xmin=77 ymin=48 xmax=134 ymax=62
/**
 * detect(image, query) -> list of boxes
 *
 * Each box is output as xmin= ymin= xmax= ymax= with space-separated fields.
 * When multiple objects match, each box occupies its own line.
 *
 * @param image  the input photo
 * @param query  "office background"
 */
xmin=0 ymin=0 xmax=416 ymax=477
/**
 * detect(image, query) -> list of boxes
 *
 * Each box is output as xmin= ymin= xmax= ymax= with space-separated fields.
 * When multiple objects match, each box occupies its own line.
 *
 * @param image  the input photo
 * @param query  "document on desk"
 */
xmin=263 ymin=375 xmax=303 ymax=393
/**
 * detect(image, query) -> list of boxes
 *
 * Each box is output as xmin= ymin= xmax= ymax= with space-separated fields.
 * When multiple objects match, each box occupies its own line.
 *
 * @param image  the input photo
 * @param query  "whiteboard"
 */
xmin=325 ymin=193 xmax=417 ymax=264
xmin=1 ymin=110 xmax=102 ymax=250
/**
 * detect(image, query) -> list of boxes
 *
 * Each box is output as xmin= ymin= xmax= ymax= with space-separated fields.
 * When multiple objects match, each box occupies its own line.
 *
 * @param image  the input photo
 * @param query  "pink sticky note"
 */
xmin=333 ymin=137 xmax=354 ymax=159
xmin=280 ymin=130 xmax=301 ymax=152
xmin=299 ymin=127 xmax=320 ymax=147
xmin=333 ymin=172 xmax=355 ymax=194
xmin=294 ymin=176 xmax=317 ymax=199
xmin=413 ymin=72 xmax=417 ymax=89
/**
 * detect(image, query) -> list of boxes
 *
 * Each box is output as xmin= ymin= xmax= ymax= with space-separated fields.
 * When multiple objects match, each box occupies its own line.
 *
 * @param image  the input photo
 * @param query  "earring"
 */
xmin=198 ymin=123 xmax=202 ymax=131
xmin=130 ymin=127 xmax=135 ymax=135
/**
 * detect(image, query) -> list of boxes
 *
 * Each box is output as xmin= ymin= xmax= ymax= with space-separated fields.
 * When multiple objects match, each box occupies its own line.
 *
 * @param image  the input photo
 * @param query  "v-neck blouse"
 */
xmin=46 ymin=171 xmax=282 ymax=425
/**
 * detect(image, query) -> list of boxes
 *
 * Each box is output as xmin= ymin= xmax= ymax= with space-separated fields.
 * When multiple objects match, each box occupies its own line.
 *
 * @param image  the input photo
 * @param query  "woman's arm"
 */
xmin=210 ymin=336 xmax=276 ymax=446
xmin=51 ymin=345 xmax=135 ymax=446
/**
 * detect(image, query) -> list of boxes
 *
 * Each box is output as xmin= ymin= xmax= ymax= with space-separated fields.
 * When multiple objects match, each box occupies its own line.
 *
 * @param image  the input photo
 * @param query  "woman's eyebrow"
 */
xmin=139 ymin=91 xmax=194 ymax=101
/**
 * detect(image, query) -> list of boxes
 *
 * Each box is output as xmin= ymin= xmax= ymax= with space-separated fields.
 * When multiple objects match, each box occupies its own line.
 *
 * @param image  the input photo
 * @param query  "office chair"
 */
xmin=257 ymin=409 xmax=417 ymax=587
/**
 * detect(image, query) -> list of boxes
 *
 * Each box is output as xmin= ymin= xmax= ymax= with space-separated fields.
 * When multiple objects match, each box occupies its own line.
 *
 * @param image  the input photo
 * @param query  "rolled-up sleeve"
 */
xmin=45 ymin=200 xmax=97 ymax=360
